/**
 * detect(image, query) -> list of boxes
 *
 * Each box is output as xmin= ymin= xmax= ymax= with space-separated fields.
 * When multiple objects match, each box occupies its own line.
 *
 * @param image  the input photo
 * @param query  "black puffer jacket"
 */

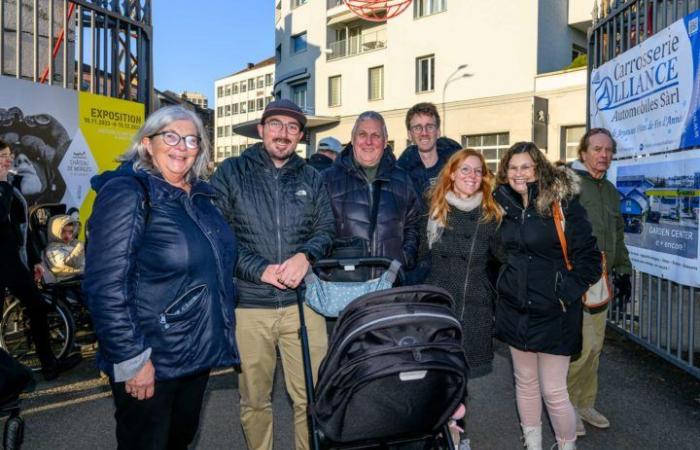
xmin=211 ymin=143 xmax=336 ymax=308
xmin=493 ymin=174 xmax=601 ymax=356
xmin=397 ymin=137 xmax=462 ymax=196
xmin=322 ymin=145 xmax=421 ymax=270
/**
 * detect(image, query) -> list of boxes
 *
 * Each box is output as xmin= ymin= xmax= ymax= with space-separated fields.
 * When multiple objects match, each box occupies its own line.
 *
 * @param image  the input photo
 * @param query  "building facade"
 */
xmin=181 ymin=91 xmax=208 ymax=109
xmin=274 ymin=0 xmax=595 ymax=166
xmin=214 ymin=57 xmax=275 ymax=163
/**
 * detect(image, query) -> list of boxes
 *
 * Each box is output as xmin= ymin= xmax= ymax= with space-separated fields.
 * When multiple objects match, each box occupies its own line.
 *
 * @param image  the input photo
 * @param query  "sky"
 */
xmin=152 ymin=0 xmax=274 ymax=104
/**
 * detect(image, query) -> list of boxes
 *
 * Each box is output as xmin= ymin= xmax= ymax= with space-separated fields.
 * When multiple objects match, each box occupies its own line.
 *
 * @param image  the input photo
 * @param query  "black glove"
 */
xmin=613 ymin=273 xmax=631 ymax=309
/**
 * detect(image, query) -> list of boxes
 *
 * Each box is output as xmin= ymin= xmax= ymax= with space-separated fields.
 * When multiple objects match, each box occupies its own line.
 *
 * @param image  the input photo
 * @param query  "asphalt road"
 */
xmin=4 ymin=329 xmax=700 ymax=449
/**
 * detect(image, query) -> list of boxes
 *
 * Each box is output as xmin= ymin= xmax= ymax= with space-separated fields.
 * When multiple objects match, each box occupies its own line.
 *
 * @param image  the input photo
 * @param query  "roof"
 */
xmin=219 ymin=56 xmax=276 ymax=80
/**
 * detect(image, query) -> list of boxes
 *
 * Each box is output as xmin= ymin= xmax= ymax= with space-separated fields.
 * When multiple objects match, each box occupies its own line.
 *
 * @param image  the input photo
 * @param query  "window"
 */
xmin=265 ymin=74 xmax=273 ymax=86
xmin=232 ymin=103 xmax=239 ymax=114
xmin=224 ymin=104 xmax=231 ymax=116
xmin=233 ymin=83 xmax=239 ymax=95
xmin=257 ymin=98 xmax=264 ymax=111
xmin=328 ymin=75 xmax=341 ymax=107
xmin=416 ymin=55 xmax=435 ymax=93
xmin=257 ymin=77 xmax=264 ymax=89
xmin=461 ymin=133 xmax=510 ymax=171
xmin=248 ymin=100 xmax=256 ymax=112
xmin=292 ymin=32 xmax=308 ymax=53
xmin=240 ymin=101 xmax=247 ymax=113
xmin=225 ymin=84 xmax=231 ymax=96
xmin=291 ymin=83 xmax=308 ymax=110
xmin=276 ymin=44 xmax=282 ymax=64
xmin=414 ymin=0 xmax=446 ymax=18
xmin=217 ymin=126 xmax=223 ymax=137
xmin=265 ymin=96 xmax=273 ymax=106
xmin=248 ymin=79 xmax=255 ymax=90
xmin=561 ymin=126 xmax=585 ymax=162
xmin=292 ymin=0 xmax=307 ymax=8
xmin=368 ymin=66 xmax=383 ymax=101
xmin=217 ymin=106 xmax=223 ymax=117
xmin=217 ymin=86 xmax=223 ymax=97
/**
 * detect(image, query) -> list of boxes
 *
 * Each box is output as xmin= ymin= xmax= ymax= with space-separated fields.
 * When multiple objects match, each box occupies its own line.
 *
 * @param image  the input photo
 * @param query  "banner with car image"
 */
xmin=608 ymin=150 xmax=700 ymax=286
xmin=590 ymin=10 xmax=700 ymax=157
xmin=0 ymin=76 xmax=144 ymax=222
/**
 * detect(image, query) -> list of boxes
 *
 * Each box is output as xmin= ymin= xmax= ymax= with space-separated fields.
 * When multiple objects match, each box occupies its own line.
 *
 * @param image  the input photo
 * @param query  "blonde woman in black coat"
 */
xmin=493 ymin=142 xmax=601 ymax=450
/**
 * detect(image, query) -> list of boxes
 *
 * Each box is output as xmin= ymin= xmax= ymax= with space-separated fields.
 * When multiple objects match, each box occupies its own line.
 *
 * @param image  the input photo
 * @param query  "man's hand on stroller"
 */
xmin=33 ymin=264 xmax=45 ymax=283
xmin=276 ymin=253 xmax=309 ymax=289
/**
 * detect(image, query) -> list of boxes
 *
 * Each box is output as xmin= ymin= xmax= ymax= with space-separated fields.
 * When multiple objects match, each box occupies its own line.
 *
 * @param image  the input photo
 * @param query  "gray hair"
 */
xmin=118 ymin=105 xmax=211 ymax=182
xmin=351 ymin=111 xmax=388 ymax=141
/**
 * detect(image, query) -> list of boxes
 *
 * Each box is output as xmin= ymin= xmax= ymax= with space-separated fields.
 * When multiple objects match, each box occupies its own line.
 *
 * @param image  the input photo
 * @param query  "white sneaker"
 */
xmin=575 ymin=411 xmax=586 ymax=437
xmin=578 ymin=407 xmax=610 ymax=429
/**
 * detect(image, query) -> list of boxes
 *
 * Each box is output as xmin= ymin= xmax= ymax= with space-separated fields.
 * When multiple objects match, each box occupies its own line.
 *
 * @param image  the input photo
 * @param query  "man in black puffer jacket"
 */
xmin=211 ymin=100 xmax=335 ymax=450
xmin=323 ymin=111 xmax=421 ymax=278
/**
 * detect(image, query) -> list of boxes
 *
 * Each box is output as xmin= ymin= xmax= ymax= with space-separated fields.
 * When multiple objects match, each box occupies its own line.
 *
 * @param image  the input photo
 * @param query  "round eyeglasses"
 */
xmin=409 ymin=123 xmax=438 ymax=134
xmin=265 ymin=119 xmax=302 ymax=135
xmin=150 ymin=131 xmax=201 ymax=150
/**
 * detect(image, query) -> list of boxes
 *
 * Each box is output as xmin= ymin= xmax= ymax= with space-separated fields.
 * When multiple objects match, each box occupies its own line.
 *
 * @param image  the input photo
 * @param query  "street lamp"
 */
xmin=442 ymin=64 xmax=472 ymax=134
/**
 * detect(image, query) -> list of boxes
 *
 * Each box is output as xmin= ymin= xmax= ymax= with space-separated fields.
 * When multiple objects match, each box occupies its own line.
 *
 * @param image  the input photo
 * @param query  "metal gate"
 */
xmin=588 ymin=0 xmax=700 ymax=379
xmin=0 ymin=0 xmax=152 ymax=109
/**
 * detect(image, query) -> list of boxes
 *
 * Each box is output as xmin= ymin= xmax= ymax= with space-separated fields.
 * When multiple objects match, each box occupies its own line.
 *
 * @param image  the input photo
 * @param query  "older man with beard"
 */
xmin=211 ymin=99 xmax=335 ymax=450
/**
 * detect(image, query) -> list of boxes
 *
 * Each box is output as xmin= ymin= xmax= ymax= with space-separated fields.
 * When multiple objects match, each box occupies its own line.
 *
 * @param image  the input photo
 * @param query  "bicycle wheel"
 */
xmin=0 ymin=295 xmax=75 ymax=370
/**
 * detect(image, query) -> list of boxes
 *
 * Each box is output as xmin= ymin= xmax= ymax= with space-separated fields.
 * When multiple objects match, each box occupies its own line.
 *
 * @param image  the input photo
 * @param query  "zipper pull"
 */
xmin=559 ymin=299 xmax=567 ymax=313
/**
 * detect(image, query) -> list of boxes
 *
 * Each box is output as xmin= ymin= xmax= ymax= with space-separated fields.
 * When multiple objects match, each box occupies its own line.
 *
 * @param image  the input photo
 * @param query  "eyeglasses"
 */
xmin=507 ymin=164 xmax=535 ymax=173
xmin=457 ymin=165 xmax=483 ymax=177
xmin=265 ymin=119 xmax=302 ymax=135
xmin=409 ymin=123 xmax=438 ymax=134
xmin=0 ymin=152 xmax=13 ymax=160
xmin=150 ymin=131 xmax=201 ymax=150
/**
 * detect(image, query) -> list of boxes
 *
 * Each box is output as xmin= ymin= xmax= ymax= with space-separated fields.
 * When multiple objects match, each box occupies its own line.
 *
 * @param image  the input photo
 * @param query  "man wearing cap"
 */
xmin=308 ymin=136 xmax=342 ymax=172
xmin=211 ymin=99 xmax=335 ymax=450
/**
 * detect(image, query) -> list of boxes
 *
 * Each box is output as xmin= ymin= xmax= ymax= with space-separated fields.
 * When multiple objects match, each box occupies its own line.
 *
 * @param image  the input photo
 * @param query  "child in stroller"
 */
xmin=43 ymin=212 xmax=85 ymax=282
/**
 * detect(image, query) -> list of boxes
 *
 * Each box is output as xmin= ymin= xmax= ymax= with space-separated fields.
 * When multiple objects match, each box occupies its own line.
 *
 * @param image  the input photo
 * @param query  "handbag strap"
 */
xmin=459 ymin=222 xmax=480 ymax=320
xmin=551 ymin=201 xmax=573 ymax=271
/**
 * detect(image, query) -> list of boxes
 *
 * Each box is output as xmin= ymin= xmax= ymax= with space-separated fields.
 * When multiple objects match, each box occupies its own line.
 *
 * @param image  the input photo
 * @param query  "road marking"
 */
xmin=22 ymin=392 xmax=113 ymax=416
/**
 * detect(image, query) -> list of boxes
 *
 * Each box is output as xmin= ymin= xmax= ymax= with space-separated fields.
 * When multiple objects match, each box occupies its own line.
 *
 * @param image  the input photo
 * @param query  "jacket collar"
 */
xmin=241 ymin=142 xmax=305 ymax=172
xmin=570 ymin=159 xmax=606 ymax=183
xmin=335 ymin=144 xmax=396 ymax=181
xmin=398 ymin=137 xmax=461 ymax=172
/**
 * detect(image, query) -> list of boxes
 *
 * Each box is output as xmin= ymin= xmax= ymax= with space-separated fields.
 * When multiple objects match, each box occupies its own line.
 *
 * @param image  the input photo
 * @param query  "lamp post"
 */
xmin=442 ymin=64 xmax=472 ymax=134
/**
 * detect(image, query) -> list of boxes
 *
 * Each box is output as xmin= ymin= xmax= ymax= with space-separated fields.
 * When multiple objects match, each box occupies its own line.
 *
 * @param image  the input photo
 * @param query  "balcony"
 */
xmin=327 ymin=0 xmax=344 ymax=8
xmin=327 ymin=29 xmax=386 ymax=61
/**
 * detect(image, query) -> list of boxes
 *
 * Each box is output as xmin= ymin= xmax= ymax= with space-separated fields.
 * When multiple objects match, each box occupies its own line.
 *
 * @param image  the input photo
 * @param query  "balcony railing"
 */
xmin=327 ymin=0 xmax=344 ymax=8
xmin=327 ymin=29 xmax=386 ymax=61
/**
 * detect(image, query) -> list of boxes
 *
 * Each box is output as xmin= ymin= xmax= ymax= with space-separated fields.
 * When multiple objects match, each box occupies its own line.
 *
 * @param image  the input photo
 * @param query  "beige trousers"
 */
xmin=235 ymin=304 xmax=328 ymax=450
xmin=567 ymin=308 xmax=607 ymax=408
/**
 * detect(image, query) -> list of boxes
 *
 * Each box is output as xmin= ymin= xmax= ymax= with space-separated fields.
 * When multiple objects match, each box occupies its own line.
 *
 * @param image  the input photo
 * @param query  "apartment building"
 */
xmin=181 ymin=91 xmax=208 ymax=109
xmin=214 ymin=57 xmax=275 ymax=163
xmin=272 ymin=0 xmax=595 ymax=166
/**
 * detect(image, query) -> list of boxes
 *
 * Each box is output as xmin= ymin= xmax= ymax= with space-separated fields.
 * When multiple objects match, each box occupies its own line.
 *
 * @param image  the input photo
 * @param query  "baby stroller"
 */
xmin=0 ymin=349 xmax=35 ymax=450
xmin=298 ymin=258 xmax=468 ymax=449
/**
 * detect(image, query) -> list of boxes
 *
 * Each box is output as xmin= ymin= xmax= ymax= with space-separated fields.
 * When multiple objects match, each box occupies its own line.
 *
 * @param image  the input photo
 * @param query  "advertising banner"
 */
xmin=0 ymin=76 xmax=144 ymax=223
xmin=590 ymin=10 xmax=700 ymax=157
xmin=608 ymin=151 xmax=700 ymax=286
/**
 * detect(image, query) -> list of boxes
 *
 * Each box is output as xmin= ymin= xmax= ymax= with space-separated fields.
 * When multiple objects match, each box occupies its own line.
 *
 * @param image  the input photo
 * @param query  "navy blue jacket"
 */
xmin=322 ymin=145 xmax=421 ymax=271
xmin=83 ymin=163 xmax=239 ymax=381
xmin=397 ymin=137 xmax=461 ymax=196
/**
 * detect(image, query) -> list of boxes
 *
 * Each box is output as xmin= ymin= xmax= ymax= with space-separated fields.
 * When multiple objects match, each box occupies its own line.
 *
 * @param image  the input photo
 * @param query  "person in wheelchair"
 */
xmin=0 ymin=139 xmax=81 ymax=381
xmin=43 ymin=213 xmax=84 ymax=282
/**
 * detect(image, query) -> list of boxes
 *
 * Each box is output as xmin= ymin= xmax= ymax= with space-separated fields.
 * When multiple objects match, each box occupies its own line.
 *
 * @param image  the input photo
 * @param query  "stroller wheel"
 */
xmin=3 ymin=415 xmax=24 ymax=450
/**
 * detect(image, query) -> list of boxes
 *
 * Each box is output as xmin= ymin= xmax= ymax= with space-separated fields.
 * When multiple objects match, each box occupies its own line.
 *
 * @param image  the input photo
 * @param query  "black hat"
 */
xmin=260 ymin=99 xmax=307 ymax=129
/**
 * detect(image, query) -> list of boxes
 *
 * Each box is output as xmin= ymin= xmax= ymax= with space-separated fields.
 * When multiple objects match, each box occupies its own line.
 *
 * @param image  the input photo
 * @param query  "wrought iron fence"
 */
xmin=0 ymin=0 xmax=152 ymax=109
xmin=588 ymin=0 xmax=700 ymax=378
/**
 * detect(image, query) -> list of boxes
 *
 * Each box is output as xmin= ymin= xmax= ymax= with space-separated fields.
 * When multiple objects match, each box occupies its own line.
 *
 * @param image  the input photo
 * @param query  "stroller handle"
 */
xmin=313 ymin=257 xmax=395 ymax=270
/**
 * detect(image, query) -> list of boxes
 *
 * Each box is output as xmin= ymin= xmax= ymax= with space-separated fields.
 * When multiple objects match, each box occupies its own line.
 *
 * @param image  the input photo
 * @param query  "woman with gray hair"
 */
xmin=83 ymin=105 xmax=240 ymax=449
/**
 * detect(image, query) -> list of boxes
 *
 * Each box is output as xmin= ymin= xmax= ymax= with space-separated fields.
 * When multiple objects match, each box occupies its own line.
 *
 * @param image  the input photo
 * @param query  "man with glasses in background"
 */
xmin=397 ymin=103 xmax=461 ymax=284
xmin=211 ymin=99 xmax=335 ymax=450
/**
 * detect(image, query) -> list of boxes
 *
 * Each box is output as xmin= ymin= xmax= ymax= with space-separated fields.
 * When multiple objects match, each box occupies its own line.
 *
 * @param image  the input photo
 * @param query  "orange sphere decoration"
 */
xmin=344 ymin=0 xmax=413 ymax=22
